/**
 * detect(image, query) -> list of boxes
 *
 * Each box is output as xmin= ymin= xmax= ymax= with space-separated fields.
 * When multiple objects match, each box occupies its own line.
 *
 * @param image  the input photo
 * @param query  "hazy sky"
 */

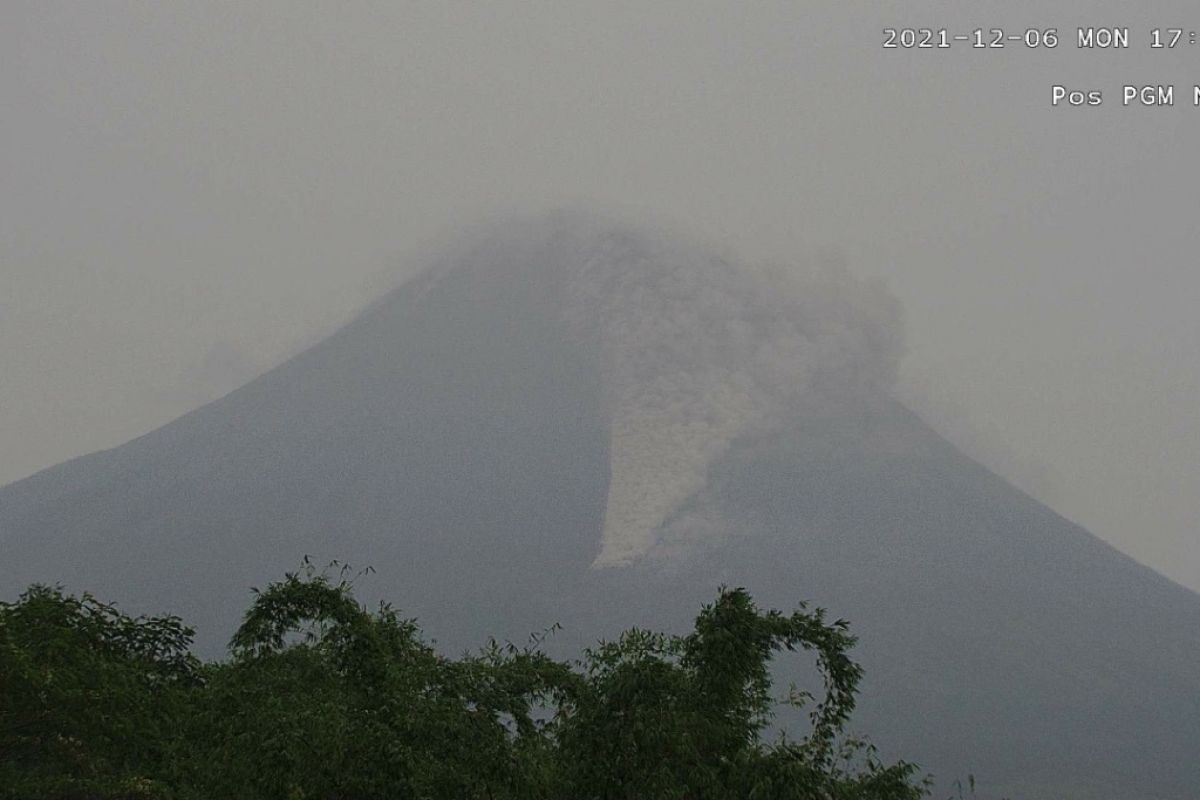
xmin=3 ymin=2 xmax=1198 ymax=591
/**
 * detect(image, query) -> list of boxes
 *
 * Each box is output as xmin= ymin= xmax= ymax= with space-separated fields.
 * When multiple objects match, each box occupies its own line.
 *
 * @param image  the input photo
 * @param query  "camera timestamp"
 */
xmin=883 ymin=28 xmax=1060 ymax=49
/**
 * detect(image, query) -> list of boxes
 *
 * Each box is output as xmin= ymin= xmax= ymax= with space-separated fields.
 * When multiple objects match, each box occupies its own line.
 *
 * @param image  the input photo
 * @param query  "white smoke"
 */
xmin=406 ymin=212 xmax=903 ymax=566
xmin=543 ymin=215 xmax=904 ymax=566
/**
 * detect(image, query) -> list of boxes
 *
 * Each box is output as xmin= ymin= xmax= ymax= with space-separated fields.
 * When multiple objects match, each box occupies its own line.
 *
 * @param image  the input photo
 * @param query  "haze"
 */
xmin=2 ymin=1 xmax=1198 ymax=592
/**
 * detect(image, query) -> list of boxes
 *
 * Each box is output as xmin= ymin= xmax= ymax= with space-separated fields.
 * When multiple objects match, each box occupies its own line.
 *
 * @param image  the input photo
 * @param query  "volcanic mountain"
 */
xmin=3 ymin=215 xmax=1198 ymax=798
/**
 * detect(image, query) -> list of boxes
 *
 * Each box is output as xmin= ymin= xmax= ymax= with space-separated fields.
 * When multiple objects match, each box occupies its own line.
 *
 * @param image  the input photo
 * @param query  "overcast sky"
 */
xmin=3 ymin=1 xmax=1198 ymax=591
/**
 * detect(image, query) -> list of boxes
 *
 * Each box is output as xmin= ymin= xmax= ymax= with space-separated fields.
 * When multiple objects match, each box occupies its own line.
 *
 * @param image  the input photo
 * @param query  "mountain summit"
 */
xmin=426 ymin=217 xmax=902 ymax=567
xmin=3 ymin=215 xmax=1198 ymax=799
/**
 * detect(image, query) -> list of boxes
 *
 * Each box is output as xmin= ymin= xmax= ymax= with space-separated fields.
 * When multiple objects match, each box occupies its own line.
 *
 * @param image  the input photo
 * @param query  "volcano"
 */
xmin=3 ymin=215 xmax=1198 ymax=798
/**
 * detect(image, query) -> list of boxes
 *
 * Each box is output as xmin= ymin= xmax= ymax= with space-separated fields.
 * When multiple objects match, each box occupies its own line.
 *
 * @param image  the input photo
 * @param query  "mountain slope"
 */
xmin=3 ymin=215 xmax=1198 ymax=798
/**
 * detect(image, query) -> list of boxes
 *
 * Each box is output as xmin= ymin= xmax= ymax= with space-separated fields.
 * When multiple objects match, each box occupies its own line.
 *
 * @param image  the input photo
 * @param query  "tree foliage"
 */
xmin=0 ymin=564 xmax=926 ymax=799
xmin=0 ymin=586 xmax=199 ymax=798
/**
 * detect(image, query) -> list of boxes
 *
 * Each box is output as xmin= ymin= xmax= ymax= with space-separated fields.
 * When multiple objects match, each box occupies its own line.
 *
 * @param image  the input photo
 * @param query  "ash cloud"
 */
xmin=446 ymin=213 xmax=905 ymax=566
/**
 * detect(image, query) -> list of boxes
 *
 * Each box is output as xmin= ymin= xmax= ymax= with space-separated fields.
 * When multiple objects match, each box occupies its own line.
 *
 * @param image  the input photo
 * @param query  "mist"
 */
xmin=4 ymin=191 xmax=1200 ymax=798
xmin=3 ymin=1 xmax=1198 ymax=598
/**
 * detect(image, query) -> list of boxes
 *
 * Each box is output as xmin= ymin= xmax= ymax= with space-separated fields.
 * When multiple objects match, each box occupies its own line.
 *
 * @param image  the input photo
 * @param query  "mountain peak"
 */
xmin=5 ymin=214 xmax=1198 ymax=798
xmin=409 ymin=214 xmax=904 ymax=564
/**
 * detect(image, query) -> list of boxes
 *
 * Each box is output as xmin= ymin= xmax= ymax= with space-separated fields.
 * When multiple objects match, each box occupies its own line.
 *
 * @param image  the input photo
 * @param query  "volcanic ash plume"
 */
xmin=538 ymin=219 xmax=904 ymax=566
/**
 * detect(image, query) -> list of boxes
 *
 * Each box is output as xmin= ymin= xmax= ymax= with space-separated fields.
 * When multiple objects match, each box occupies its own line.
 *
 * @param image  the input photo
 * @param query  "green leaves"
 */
xmin=0 ymin=585 xmax=198 ymax=799
xmin=0 ymin=568 xmax=926 ymax=800
xmin=551 ymin=587 xmax=917 ymax=800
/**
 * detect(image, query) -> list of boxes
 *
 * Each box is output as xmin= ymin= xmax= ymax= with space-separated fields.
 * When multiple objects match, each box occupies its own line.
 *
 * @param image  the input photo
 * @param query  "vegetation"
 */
xmin=0 ymin=563 xmax=927 ymax=799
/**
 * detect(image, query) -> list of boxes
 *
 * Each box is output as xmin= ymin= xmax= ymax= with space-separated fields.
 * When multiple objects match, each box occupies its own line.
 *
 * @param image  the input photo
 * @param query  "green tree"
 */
xmin=0 ymin=564 xmax=927 ymax=800
xmin=552 ymin=588 xmax=924 ymax=800
xmin=181 ymin=562 xmax=569 ymax=799
xmin=0 ymin=585 xmax=199 ymax=799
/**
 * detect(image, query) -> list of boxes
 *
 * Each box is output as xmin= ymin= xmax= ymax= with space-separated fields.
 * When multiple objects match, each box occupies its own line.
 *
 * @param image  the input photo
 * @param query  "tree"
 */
xmin=553 ymin=588 xmax=924 ymax=800
xmin=0 ymin=585 xmax=198 ymax=799
xmin=0 ymin=564 xmax=927 ymax=799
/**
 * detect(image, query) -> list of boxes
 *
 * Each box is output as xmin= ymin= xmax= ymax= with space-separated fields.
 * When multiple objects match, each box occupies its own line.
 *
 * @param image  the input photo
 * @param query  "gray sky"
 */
xmin=3 ymin=2 xmax=1198 ymax=591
